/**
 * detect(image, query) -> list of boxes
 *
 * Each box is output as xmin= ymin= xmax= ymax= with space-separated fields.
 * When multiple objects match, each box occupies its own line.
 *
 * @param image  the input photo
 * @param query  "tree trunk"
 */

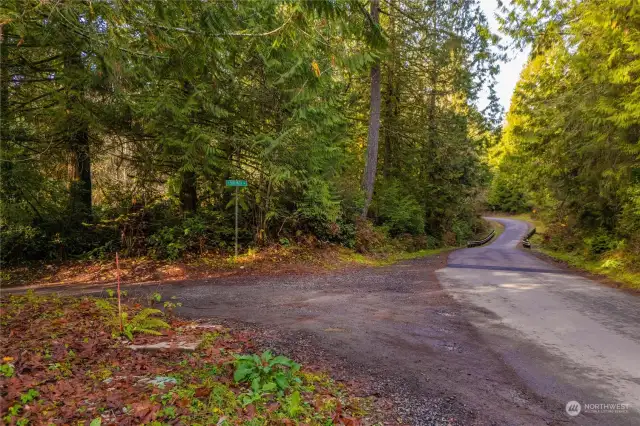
xmin=179 ymin=170 xmax=197 ymax=213
xmin=382 ymin=67 xmax=394 ymax=180
xmin=65 ymin=52 xmax=92 ymax=222
xmin=68 ymin=125 xmax=92 ymax=219
xmin=361 ymin=0 xmax=382 ymax=218
xmin=423 ymin=69 xmax=438 ymax=225
xmin=0 ymin=28 xmax=8 ymax=120
xmin=382 ymin=0 xmax=397 ymax=180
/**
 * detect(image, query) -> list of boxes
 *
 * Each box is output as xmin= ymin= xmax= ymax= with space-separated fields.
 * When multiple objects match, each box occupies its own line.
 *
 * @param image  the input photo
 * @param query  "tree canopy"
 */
xmin=1 ymin=0 xmax=499 ymax=263
xmin=489 ymin=0 xmax=639 ymax=265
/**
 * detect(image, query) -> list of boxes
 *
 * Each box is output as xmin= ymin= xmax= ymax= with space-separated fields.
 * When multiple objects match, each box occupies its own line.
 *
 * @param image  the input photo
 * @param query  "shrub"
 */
xmin=147 ymin=225 xmax=189 ymax=260
xmin=543 ymin=222 xmax=582 ymax=252
xmin=0 ymin=214 xmax=120 ymax=264
xmin=119 ymin=308 xmax=171 ymax=341
xmin=94 ymin=299 xmax=170 ymax=341
xmin=295 ymin=178 xmax=342 ymax=240
xmin=583 ymin=231 xmax=620 ymax=256
xmin=233 ymin=351 xmax=301 ymax=406
xmin=354 ymin=219 xmax=387 ymax=253
xmin=374 ymin=182 xmax=425 ymax=235
xmin=451 ymin=219 xmax=473 ymax=245
xmin=147 ymin=214 xmax=231 ymax=259
xmin=0 ymin=225 xmax=51 ymax=263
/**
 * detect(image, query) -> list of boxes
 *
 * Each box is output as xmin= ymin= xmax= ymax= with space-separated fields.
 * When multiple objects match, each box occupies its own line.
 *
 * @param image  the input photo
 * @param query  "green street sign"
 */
xmin=225 ymin=179 xmax=247 ymax=257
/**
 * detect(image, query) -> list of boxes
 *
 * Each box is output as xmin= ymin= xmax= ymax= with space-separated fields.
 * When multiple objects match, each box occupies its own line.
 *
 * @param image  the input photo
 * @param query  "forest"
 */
xmin=1 ymin=0 xmax=499 ymax=264
xmin=1 ymin=0 xmax=638 ymax=285
xmin=488 ymin=0 xmax=640 ymax=285
xmin=1 ymin=1 xmax=639 ymax=425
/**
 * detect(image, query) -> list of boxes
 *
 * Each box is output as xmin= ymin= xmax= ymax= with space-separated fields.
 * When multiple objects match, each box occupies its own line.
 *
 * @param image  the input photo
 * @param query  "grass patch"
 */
xmin=0 ymin=292 xmax=368 ymax=425
xmin=487 ymin=220 xmax=505 ymax=241
xmin=340 ymin=247 xmax=452 ymax=267
xmin=538 ymin=247 xmax=640 ymax=290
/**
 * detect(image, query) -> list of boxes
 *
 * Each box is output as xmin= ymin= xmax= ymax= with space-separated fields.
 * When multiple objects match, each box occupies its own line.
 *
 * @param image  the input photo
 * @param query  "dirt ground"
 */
xmin=92 ymin=253 xmax=565 ymax=425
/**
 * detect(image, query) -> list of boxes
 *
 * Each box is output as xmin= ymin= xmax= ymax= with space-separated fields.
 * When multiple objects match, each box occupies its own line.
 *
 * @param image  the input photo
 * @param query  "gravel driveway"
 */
xmin=106 ymin=253 xmax=561 ymax=425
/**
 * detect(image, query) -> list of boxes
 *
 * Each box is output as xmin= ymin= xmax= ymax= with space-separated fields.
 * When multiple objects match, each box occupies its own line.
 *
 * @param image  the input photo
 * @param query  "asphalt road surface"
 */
xmin=438 ymin=217 xmax=640 ymax=425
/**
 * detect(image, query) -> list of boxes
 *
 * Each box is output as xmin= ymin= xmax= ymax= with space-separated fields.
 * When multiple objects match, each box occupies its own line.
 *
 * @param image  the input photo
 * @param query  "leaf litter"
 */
xmin=0 ymin=292 xmax=369 ymax=425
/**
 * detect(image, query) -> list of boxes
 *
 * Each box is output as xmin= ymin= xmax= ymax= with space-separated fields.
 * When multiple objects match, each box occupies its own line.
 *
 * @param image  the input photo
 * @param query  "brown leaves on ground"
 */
xmin=0 ymin=293 xmax=368 ymax=425
xmin=3 ymin=243 xmax=349 ymax=289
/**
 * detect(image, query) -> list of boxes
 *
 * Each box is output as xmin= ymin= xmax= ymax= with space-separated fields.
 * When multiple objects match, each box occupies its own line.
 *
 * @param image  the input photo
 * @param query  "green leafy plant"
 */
xmin=162 ymin=300 xmax=182 ymax=317
xmin=279 ymin=237 xmax=290 ymax=247
xmin=233 ymin=351 xmax=301 ymax=405
xmin=0 ymin=363 xmax=15 ymax=378
xmin=3 ymin=404 xmax=21 ymax=424
xmin=94 ymin=300 xmax=170 ymax=341
xmin=375 ymin=181 xmax=425 ymax=236
xmin=120 ymin=309 xmax=170 ymax=341
xmin=285 ymin=390 xmax=304 ymax=417
xmin=20 ymin=389 xmax=39 ymax=404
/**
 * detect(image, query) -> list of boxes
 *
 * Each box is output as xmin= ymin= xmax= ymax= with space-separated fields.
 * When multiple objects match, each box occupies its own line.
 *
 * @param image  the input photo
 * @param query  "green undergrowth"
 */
xmin=505 ymin=213 xmax=547 ymax=234
xmin=489 ymin=220 xmax=505 ymax=241
xmin=469 ymin=219 xmax=503 ymax=244
xmin=0 ymin=292 xmax=369 ymax=425
xmin=341 ymin=247 xmax=452 ymax=267
xmin=537 ymin=248 xmax=640 ymax=290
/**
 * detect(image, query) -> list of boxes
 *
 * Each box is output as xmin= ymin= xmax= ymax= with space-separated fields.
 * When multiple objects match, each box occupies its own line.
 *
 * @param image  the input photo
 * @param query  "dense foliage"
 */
xmin=489 ymin=0 xmax=640 ymax=268
xmin=1 ymin=0 xmax=499 ymax=263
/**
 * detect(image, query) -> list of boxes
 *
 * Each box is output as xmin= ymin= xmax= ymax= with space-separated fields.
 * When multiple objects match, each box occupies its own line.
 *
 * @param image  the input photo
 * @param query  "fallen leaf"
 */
xmin=194 ymin=387 xmax=211 ymax=398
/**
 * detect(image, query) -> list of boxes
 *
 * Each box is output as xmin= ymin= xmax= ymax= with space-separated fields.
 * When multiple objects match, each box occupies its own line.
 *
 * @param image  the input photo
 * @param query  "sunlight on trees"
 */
xmin=1 ymin=0 xmax=499 ymax=262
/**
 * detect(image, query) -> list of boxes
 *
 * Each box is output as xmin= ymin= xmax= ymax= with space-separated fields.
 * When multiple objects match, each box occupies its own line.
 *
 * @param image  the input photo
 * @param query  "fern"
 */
xmin=121 ymin=308 xmax=170 ymax=341
xmin=95 ymin=300 xmax=170 ymax=341
xmin=94 ymin=298 xmax=117 ymax=315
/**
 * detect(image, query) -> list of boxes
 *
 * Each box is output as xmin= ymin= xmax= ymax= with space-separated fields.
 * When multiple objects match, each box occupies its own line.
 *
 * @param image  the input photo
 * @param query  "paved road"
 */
xmin=17 ymin=250 xmax=566 ymax=423
xmin=437 ymin=218 xmax=640 ymax=425
xmin=7 ymin=218 xmax=639 ymax=424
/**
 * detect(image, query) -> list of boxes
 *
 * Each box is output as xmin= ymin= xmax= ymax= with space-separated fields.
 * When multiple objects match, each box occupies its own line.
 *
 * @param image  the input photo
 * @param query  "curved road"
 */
xmin=438 ymin=218 xmax=640 ymax=425
xmin=8 ymin=218 xmax=639 ymax=424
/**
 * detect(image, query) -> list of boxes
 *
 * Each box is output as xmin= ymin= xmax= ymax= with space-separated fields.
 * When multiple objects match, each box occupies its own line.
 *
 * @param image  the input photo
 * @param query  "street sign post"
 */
xmin=225 ymin=180 xmax=247 ymax=257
